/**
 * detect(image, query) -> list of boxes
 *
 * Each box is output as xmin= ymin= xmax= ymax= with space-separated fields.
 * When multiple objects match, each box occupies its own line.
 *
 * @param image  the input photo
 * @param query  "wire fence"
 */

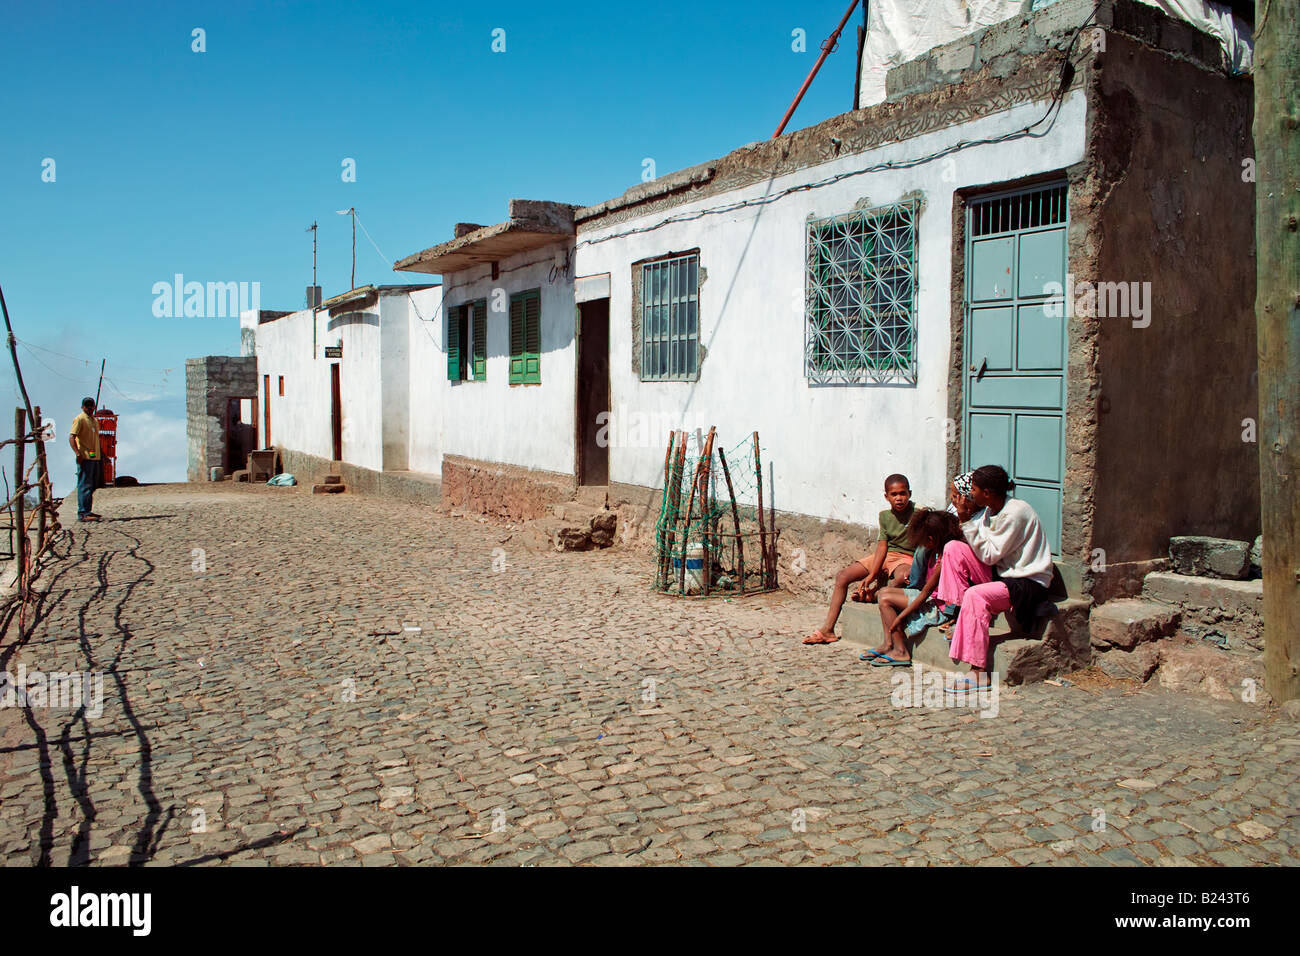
xmin=654 ymin=427 xmax=779 ymax=598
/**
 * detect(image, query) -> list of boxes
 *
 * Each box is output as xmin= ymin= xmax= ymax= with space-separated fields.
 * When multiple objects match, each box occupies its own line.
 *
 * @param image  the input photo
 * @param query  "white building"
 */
xmin=247 ymin=0 xmax=1260 ymax=604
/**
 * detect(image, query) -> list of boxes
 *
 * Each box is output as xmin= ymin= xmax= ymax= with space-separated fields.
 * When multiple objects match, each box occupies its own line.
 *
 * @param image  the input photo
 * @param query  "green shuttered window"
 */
xmin=509 ymin=289 xmax=541 ymax=385
xmin=447 ymin=299 xmax=487 ymax=382
xmin=471 ymin=300 xmax=487 ymax=380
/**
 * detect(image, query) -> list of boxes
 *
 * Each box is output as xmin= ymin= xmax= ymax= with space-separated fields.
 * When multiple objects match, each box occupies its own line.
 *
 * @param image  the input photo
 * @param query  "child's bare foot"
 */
xmin=803 ymin=628 xmax=839 ymax=645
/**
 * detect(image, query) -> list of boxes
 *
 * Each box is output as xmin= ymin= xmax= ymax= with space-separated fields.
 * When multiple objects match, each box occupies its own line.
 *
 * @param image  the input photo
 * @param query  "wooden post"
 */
xmin=718 ymin=447 xmax=745 ymax=592
xmin=657 ymin=431 xmax=676 ymax=590
xmin=33 ymin=405 xmax=47 ymax=556
xmin=1256 ymin=0 xmax=1300 ymax=703
xmin=13 ymin=407 xmax=25 ymax=596
xmin=698 ymin=427 xmax=716 ymax=596
xmin=754 ymin=432 xmax=768 ymax=587
xmin=769 ymin=461 xmax=778 ymax=590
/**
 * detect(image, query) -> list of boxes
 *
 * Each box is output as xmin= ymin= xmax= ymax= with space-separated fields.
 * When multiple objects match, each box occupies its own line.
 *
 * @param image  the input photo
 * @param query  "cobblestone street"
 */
xmin=1 ymin=483 xmax=1296 ymax=867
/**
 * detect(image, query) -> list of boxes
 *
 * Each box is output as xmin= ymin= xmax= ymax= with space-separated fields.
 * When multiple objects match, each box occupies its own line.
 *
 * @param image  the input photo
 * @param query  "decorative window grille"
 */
xmin=641 ymin=254 xmax=699 ymax=381
xmin=805 ymin=202 xmax=918 ymax=386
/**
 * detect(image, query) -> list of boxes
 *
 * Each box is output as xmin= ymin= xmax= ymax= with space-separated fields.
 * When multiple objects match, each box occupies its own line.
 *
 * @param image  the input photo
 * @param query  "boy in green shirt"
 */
xmin=804 ymin=474 xmax=915 ymax=645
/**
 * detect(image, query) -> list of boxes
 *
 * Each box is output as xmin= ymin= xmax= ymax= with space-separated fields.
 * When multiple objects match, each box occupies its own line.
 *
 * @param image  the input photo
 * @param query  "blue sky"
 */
xmin=0 ymin=0 xmax=864 ymax=495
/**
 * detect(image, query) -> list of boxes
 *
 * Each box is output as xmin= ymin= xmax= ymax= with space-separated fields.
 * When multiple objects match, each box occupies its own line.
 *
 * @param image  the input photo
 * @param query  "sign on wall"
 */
xmin=324 ymin=345 xmax=342 ymax=358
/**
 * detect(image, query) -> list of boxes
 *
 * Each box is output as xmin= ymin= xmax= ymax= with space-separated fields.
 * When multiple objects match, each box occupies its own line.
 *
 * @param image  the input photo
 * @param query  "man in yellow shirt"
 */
xmin=68 ymin=397 xmax=103 ymax=522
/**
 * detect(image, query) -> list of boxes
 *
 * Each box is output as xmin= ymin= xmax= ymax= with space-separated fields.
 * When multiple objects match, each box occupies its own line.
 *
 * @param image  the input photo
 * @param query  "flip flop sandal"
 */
xmin=858 ymin=649 xmax=888 ymax=660
xmin=870 ymin=655 xmax=912 ymax=667
xmin=945 ymin=677 xmax=990 ymax=692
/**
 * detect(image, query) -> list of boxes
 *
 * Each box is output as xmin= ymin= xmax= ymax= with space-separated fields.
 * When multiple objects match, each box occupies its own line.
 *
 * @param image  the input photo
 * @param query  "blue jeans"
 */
xmin=76 ymin=459 xmax=101 ymax=517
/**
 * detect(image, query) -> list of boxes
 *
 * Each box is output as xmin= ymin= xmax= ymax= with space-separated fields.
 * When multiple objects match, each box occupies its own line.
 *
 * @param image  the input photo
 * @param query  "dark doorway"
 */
xmin=576 ymin=297 xmax=610 ymax=486
xmin=262 ymin=374 xmax=271 ymax=448
xmin=225 ymin=398 xmax=257 ymax=475
xmin=330 ymin=362 xmax=343 ymax=461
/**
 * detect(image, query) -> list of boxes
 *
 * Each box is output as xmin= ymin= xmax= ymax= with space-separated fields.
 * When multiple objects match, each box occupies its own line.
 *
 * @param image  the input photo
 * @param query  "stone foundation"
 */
xmin=442 ymin=455 xmax=577 ymax=522
xmin=275 ymin=447 xmax=442 ymax=508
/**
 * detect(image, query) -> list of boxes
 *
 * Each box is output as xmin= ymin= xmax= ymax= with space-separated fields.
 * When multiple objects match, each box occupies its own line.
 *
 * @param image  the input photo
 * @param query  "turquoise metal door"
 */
xmin=964 ymin=183 xmax=1068 ymax=555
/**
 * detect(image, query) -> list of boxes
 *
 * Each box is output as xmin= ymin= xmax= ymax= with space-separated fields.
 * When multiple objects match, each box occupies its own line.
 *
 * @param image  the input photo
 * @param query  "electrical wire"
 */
xmin=15 ymin=344 xmax=169 ymax=391
xmin=14 ymin=337 xmax=175 ymax=375
xmin=575 ymin=4 xmax=1100 ymax=249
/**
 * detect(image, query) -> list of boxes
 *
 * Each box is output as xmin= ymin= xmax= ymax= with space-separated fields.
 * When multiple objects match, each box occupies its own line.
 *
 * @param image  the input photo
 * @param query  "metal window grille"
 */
xmin=805 ymin=202 xmax=918 ymax=386
xmin=641 ymin=254 xmax=699 ymax=381
xmin=970 ymin=184 xmax=1067 ymax=237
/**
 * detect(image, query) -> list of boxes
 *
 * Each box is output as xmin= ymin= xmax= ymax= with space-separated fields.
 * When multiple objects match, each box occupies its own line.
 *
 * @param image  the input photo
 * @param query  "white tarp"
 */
xmin=857 ymin=0 xmax=1253 ymax=108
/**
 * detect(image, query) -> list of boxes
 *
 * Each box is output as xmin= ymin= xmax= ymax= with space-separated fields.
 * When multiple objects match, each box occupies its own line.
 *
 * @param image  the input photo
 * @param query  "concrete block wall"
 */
xmin=884 ymin=0 xmax=1228 ymax=102
xmin=185 ymin=355 xmax=258 ymax=482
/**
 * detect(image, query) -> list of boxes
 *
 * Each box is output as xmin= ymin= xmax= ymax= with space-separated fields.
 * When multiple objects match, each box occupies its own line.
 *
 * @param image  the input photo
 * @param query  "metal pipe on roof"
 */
xmin=772 ymin=0 xmax=861 ymax=139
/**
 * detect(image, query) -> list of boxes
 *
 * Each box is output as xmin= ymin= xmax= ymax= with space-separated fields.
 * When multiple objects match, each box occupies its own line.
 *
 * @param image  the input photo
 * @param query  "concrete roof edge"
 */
xmin=393 ymin=200 xmax=579 ymax=273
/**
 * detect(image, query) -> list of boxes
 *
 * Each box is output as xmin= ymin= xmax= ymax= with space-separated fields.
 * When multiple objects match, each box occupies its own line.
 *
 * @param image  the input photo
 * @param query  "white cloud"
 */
xmin=44 ymin=408 xmax=187 ymax=499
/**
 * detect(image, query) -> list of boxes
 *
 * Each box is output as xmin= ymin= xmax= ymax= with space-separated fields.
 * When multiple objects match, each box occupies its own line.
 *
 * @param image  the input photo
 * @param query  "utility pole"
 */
xmin=1255 ymin=0 xmax=1299 ymax=704
xmin=337 ymin=207 xmax=356 ymax=291
xmin=308 ymin=220 xmax=318 ymax=358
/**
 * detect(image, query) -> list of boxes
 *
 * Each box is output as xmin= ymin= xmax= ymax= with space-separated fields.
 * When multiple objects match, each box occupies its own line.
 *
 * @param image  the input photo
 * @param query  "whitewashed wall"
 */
xmin=573 ymin=91 xmax=1087 ymax=527
xmin=439 ymin=246 xmax=577 ymax=476
xmin=404 ymin=286 xmax=445 ymax=474
xmin=253 ymin=286 xmax=444 ymax=475
xmin=252 ymin=307 xmax=331 ymax=463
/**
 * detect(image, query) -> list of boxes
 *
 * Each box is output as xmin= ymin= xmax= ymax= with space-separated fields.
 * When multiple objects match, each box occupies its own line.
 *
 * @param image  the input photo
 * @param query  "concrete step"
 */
xmin=576 ymin=485 xmax=609 ymax=509
xmin=328 ymin=460 xmax=342 ymax=476
xmin=323 ymin=474 xmax=343 ymax=485
xmin=1088 ymin=598 xmax=1179 ymax=651
xmin=312 ymin=483 xmax=346 ymax=494
xmin=1142 ymin=571 xmax=1264 ymax=651
xmin=552 ymin=501 xmax=604 ymax=523
xmin=839 ymin=596 xmax=1092 ymax=684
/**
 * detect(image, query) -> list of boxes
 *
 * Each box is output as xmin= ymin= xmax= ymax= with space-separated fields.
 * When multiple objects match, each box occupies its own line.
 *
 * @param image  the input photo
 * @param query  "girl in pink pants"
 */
xmin=948 ymin=465 xmax=1055 ymax=688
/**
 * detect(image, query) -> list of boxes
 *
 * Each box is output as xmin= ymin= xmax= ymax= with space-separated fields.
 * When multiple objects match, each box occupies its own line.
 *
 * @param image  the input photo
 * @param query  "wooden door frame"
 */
xmin=262 ymin=374 xmax=271 ymax=449
xmin=330 ymin=362 xmax=342 ymax=462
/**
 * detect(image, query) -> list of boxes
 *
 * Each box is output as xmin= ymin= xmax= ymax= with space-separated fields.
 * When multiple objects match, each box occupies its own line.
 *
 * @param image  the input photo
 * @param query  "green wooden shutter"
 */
xmin=472 ymin=299 xmax=487 ymax=381
xmin=446 ymin=305 xmax=460 ymax=381
xmin=524 ymin=291 xmax=541 ymax=384
xmin=509 ymin=295 xmax=525 ymax=384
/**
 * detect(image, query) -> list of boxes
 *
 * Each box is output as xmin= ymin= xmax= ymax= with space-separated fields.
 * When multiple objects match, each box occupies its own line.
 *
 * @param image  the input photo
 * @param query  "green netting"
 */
xmin=653 ymin=429 xmax=779 ymax=597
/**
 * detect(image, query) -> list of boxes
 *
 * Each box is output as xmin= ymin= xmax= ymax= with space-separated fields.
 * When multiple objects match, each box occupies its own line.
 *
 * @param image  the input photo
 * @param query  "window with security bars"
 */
xmin=509 ymin=289 xmax=541 ymax=384
xmin=970 ymin=183 xmax=1067 ymax=237
xmin=641 ymin=254 xmax=699 ymax=381
xmin=446 ymin=299 xmax=487 ymax=382
xmin=805 ymin=202 xmax=918 ymax=386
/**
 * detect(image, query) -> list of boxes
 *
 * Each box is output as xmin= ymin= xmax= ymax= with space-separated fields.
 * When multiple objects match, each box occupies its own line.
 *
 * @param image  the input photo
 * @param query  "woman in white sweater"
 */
xmin=949 ymin=465 xmax=1054 ymax=688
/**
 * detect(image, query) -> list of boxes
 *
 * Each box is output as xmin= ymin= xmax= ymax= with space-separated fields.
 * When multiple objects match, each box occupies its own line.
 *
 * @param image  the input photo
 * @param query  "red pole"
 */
xmin=772 ymin=0 xmax=860 ymax=139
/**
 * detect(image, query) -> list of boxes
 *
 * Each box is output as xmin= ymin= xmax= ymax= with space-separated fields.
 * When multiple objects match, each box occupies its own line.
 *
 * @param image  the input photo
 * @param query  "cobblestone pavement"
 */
xmin=0 ymin=483 xmax=1297 ymax=867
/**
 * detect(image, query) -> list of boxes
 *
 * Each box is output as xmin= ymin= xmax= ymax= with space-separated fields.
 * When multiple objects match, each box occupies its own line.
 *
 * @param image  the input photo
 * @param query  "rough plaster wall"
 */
xmin=440 ymin=245 xmax=577 ymax=476
xmin=577 ymin=91 xmax=1087 ymax=529
xmin=379 ymin=294 xmax=411 ymax=471
xmin=185 ymin=356 xmax=256 ymax=481
xmin=405 ymin=286 xmax=445 ymax=475
xmin=255 ymin=309 xmax=333 ymax=463
xmin=1088 ymin=33 xmax=1257 ymax=563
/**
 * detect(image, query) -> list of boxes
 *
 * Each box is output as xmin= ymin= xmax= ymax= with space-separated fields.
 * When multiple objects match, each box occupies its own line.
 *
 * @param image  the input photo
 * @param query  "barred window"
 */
xmin=805 ymin=202 xmax=918 ymax=385
xmin=640 ymin=254 xmax=698 ymax=381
